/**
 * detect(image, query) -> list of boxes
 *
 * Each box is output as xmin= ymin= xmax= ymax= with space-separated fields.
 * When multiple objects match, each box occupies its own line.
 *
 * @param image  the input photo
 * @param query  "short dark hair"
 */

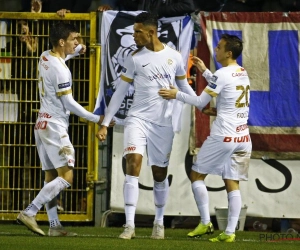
xmin=135 ymin=12 xmax=158 ymax=29
xmin=221 ymin=34 xmax=243 ymax=59
xmin=49 ymin=22 xmax=78 ymax=47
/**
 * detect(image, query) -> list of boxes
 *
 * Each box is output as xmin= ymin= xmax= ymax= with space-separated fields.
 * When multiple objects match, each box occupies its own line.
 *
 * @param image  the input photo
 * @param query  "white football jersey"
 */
xmin=205 ymin=65 xmax=250 ymax=136
xmin=37 ymin=50 xmax=73 ymax=128
xmin=120 ymin=44 xmax=187 ymax=127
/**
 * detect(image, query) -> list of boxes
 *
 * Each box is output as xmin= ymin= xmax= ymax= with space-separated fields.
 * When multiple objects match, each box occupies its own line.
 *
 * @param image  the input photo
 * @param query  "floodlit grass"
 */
xmin=1 ymin=224 xmax=300 ymax=250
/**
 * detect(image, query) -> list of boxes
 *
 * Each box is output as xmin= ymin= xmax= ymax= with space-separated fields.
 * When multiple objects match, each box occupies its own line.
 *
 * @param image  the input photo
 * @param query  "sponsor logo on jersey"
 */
xmin=208 ymin=82 xmax=217 ymax=89
xmin=211 ymin=75 xmax=218 ymax=83
xmin=208 ymin=75 xmax=218 ymax=89
xmin=40 ymin=60 xmax=49 ymax=70
xmin=236 ymin=124 xmax=248 ymax=132
xmin=122 ymin=67 xmax=127 ymax=73
xmin=124 ymin=146 xmax=136 ymax=151
xmin=148 ymin=73 xmax=171 ymax=81
xmin=167 ymin=59 xmax=173 ymax=65
xmin=142 ymin=63 xmax=150 ymax=67
xmin=237 ymin=111 xmax=249 ymax=118
xmin=223 ymin=134 xmax=250 ymax=143
xmin=58 ymin=82 xmax=71 ymax=89
xmin=38 ymin=112 xmax=52 ymax=118
xmin=232 ymin=68 xmax=248 ymax=77
xmin=42 ymin=56 xmax=48 ymax=61
xmin=34 ymin=120 xmax=48 ymax=130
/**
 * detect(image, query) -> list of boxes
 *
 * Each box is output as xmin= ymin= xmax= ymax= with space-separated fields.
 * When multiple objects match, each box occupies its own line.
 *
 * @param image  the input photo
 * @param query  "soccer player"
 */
xmin=17 ymin=22 xmax=114 ymax=236
xmin=96 ymin=12 xmax=196 ymax=239
xmin=159 ymin=34 xmax=252 ymax=242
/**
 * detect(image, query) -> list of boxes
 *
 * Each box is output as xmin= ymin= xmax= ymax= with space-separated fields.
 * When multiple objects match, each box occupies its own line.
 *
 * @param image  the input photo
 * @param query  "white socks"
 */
xmin=123 ymin=176 xmax=169 ymax=227
xmin=24 ymin=177 xmax=70 ymax=216
xmin=225 ymin=190 xmax=241 ymax=235
xmin=192 ymin=180 xmax=210 ymax=225
xmin=153 ymin=178 xmax=169 ymax=226
xmin=124 ymin=175 xmax=139 ymax=228
xmin=44 ymin=181 xmax=62 ymax=228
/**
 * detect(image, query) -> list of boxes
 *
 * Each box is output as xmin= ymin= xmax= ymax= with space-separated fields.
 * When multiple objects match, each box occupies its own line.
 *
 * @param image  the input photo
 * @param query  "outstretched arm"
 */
xmin=159 ymin=86 xmax=212 ymax=111
xmin=176 ymin=90 xmax=212 ymax=111
xmin=101 ymin=80 xmax=130 ymax=127
xmin=96 ymin=80 xmax=130 ymax=142
xmin=60 ymin=94 xmax=102 ymax=124
xmin=175 ymin=78 xmax=196 ymax=96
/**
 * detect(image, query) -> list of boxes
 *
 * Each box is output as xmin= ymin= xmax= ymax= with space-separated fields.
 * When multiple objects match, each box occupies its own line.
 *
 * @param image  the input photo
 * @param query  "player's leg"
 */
xmin=148 ymin=124 xmax=174 ymax=239
xmin=44 ymin=169 xmax=60 ymax=227
xmin=209 ymin=138 xmax=251 ymax=243
xmin=119 ymin=153 xmax=142 ymax=239
xmin=119 ymin=117 xmax=146 ymax=239
xmin=26 ymin=123 xmax=74 ymax=212
xmin=17 ymin=166 xmax=71 ymax=236
xmin=187 ymin=170 xmax=214 ymax=237
xmin=190 ymin=171 xmax=209 ymax=225
xmin=209 ymin=179 xmax=240 ymax=243
xmin=188 ymin=135 xmax=231 ymax=237
xmin=225 ymin=179 xmax=241 ymax=234
xmin=17 ymin=122 xmax=74 ymax=236
xmin=151 ymin=165 xmax=168 ymax=239
xmin=45 ymin=169 xmax=77 ymax=236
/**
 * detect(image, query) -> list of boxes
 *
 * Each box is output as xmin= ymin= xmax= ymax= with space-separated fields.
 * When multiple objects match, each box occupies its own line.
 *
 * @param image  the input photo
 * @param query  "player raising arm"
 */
xmin=17 ymin=22 xmax=114 ymax=236
xmin=159 ymin=34 xmax=252 ymax=243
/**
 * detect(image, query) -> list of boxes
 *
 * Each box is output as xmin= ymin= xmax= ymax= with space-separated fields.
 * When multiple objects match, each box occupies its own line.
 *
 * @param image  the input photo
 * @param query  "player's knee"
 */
xmin=126 ymin=162 xmax=141 ymax=176
xmin=65 ymin=178 xmax=73 ymax=186
xmin=153 ymin=174 xmax=166 ymax=182
xmin=58 ymin=175 xmax=73 ymax=186
xmin=152 ymin=167 xmax=167 ymax=182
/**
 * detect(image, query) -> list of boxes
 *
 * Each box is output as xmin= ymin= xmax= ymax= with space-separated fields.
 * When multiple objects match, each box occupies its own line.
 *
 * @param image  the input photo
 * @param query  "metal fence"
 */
xmin=0 ymin=12 xmax=100 ymax=222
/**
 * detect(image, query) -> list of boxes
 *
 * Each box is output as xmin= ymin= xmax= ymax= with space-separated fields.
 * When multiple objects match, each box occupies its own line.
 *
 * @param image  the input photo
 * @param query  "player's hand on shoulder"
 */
xmin=202 ymin=107 xmax=217 ymax=116
xmin=192 ymin=56 xmax=207 ymax=73
xmin=158 ymin=85 xmax=178 ymax=100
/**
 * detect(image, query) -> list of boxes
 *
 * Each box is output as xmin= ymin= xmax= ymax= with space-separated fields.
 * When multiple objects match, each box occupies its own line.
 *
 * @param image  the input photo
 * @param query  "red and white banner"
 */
xmin=195 ymin=12 xmax=300 ymax=159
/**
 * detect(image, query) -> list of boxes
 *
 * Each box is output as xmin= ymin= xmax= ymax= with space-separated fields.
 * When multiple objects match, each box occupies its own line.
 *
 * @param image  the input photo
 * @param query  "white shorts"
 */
xmin=34 ymin=119 xmax=75 ymax=170
xmin=123 ymin=117 xmax=174 ymax=167
xmin=192 ymin=134 xmax=252 ymax=181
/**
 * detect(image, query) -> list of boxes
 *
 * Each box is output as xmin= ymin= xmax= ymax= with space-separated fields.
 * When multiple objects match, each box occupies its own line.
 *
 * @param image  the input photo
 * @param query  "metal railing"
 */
xmin=0 ymin=12 xmax=100 ymax=222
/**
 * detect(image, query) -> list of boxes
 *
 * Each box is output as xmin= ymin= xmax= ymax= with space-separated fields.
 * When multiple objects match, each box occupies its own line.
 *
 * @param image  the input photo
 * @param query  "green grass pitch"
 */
xmin=1 ymin=224 xmax=300 ymax=250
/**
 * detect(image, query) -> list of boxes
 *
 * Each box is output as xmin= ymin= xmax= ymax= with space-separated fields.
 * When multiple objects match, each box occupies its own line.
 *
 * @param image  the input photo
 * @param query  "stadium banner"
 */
xmin=94 ymin=11 xmax=194 ymax=124
xmin=195 ymin=12 xmax=300 ymax=160
xmin=107 ymin=12 xmax=300 ymax=218
xmin=110 ymin=105 xmax=300 ymax=218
